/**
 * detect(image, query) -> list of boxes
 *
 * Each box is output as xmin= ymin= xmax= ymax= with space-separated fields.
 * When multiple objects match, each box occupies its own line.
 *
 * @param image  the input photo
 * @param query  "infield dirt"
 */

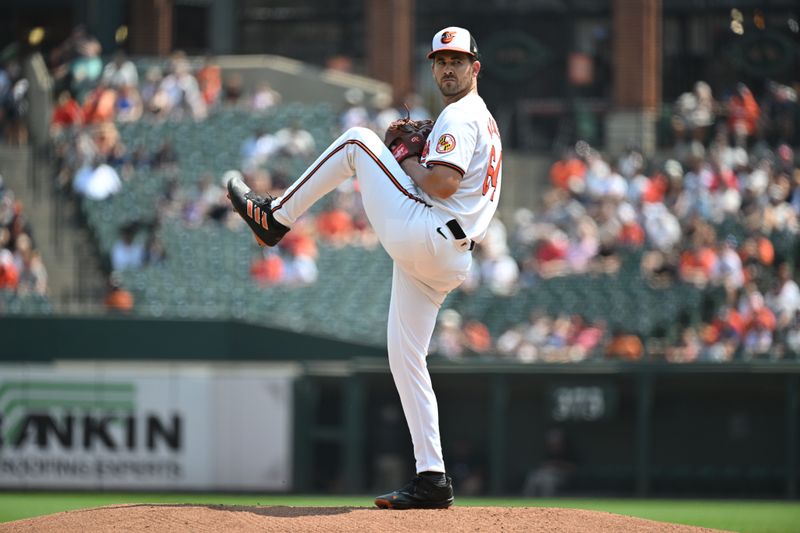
xmin=0 ymin=504 xmax=729 ymax=532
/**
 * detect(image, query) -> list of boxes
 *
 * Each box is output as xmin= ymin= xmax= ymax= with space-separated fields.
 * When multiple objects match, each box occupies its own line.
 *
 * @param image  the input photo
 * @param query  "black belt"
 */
xmin=445 ymin=219 xmax=476 ymax=251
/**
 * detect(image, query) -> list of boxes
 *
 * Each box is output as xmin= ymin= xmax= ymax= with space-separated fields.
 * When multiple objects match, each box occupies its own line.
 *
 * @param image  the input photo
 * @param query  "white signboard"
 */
xmin=0 ymin=363 xmax=297 ymax=490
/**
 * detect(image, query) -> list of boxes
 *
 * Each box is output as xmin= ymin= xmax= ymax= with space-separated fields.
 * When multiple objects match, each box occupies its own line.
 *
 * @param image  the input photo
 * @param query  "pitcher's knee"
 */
xmin=346 ymin=126 xmax=380 ymax=143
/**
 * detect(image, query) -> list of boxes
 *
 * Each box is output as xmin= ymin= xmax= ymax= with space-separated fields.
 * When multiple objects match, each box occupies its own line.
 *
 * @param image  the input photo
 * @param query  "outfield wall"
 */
xmin=296 ymin=359 xmax=800 ymax=499
xmin=1 ymin=317 xmax=798 ymax=497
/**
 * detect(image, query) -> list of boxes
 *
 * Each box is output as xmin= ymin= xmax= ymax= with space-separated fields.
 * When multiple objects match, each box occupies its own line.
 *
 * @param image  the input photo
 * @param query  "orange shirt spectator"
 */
xmin=727 ymin=84 xmax=760 ymax=137
xmin=750 ymin=306 xmax=777 ymax=332
xmin=83 ymin=85 xmax=118 ymax=124
xmin=281 ymin=229 xmax=318 ymax=259
xmin=756 ymin=237 xmax=774 ymax=266
xmin=251 ymin=253 xmax=284 ymax=285
xmin=549 ymin=156 xmax=586 ymax=190
xmin=316 ymin=208 xmax=354 ymax=242
xmin=605 ymin=332 xmax=643 ymax=360
xmin=463 ymin=319 xmax=492 ymax=354
xmin=679 ymin=247 xmax=717 ymax=284
xmin=712 ymin=308 xmax=746 ymax=339
xmin=619 ymin=221 xmax=645 ymax=247
xmin=51 ymin=91 xmax=84 ymax=130
xmin=197 ymin=59 xmax=222 ymax=106
xmin=105 ymin=285 xmax=134 ymax=312
xmin=641 ymin=174 xmax=668 ymax=204
xmin=0 ymin=252 xmax=20 ymax=290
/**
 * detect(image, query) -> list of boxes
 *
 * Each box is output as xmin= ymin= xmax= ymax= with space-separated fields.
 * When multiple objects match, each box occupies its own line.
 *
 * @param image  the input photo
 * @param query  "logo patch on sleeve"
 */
xmin=436 ymin=134 xmax=456 ymax=153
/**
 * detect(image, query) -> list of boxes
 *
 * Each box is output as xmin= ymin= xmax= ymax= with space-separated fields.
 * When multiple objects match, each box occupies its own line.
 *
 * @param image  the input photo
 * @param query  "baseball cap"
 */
xmin=428 ymin=27 xmax=478 ymax=59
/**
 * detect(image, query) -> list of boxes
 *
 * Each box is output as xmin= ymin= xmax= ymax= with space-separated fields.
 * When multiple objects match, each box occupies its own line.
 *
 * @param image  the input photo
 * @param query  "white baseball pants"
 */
xmin=271 ymin=127 xmax=472 ymax=473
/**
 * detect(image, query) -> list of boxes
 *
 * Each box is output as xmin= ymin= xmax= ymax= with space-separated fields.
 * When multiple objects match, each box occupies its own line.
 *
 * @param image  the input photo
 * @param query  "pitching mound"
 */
xmin=0 ymin=504 xmax=727 ymax=533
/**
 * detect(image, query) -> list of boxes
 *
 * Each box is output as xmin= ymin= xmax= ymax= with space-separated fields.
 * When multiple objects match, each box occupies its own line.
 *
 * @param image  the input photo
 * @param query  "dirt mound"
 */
xmin=0 ymin=504 xmax=727 ymax=532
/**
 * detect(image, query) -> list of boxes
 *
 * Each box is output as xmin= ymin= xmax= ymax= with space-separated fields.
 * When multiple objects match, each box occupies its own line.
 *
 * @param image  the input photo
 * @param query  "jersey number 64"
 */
xmin=482 ymin=145 xmax=502 ymax=201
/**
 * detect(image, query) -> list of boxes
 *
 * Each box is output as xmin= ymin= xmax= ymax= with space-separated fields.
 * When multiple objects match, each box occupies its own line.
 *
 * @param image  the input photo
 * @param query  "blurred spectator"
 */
xmin=665 ymin=326 xmax=702 ymax=363
xmin=161 ymin=52 xmax=206 ymax=120
xmin=727 ymin=83 xmax=760 ymax=146
xmin=711 ymin=235 xmax=744 ymax=293
xmin=0 ymin=249 xmax=19 ymax=290
xmin=12 ymin=233 xmax=47 ymax=296
xmin=569 ymin=316 xmax=605 ymax=360
xmin=141 ymin=66 xmax=170 ymax=119
xmin=104 ymin=275 xmax=134 ymax=312
xmin=767 ymin=263 xmax=800 ymax=330
xmin=115 ymin=84 xmax=143 ymax=123
xmin=101 ymin=50 xmax=138 ymax=89
xmin=678 ymin=221 xmax=718 ymax=287
xmin=68 ymin=36 xmax=103 ymax=103
xmin=281 ymin=220 xmax=319 ymax=286
xmin=549 ymin=148 xmax=586 ymax=191
xmin=605 ymin=330 xmax=644 ymax=361
xmin=431 ymin=309 xmax=465 ymax=359
xmin=184 ymin=174 xmax=227 ymax=226
xmin=0 ymin=59 xmax=29 ymax=145
xmin=477 ymin=219 xmax=519 ymax=295
xmin=93 ymin=122 xmax=122 ymax=161
xmin=340 ymin=88 xmax=370 ymax=132
xmin=316 ymin=202 xmax=355 ymax=245
xmin=585 ymin=150 xmax=626 ymax=201
xmin=241 ymin=128 xmax=278 ymax=170
xmin=785 ymin=312 xmax=800 ymax=357
xmin=73 ymin=160 xmax=122 ymax=200
xmin=371 ymin=92 xmax=402 ymax=134
xmin=700 ymin=309 xmax=742 ymax=363
xmin=762 ymin=81 xmax=798 ymax=145
xmin=672 ymin=81 xmax=717 ymax=144
xmin=643 ymin=203 xmax=681 ymax=252
xmin=110 ymin=224 xmax=145 ymax=272
xmin=82 ymin=82 xmax=117 ymax=124
xmin=222 ymin=72 xmax=245 ymax=106
xmin=250 ymin=248 xmax=284 ymax=286
xmin=50 ymin=90 xmax=84 ymax=134
xmin=462 ymin=319 xmax=492 ymax=356
xmin=196 ymin=56 xmax=222 ymax=107
xmin=274 ymin=122 xmax=315 ymax=158
xmin=250 ymin=81 xmax=281 ymax=112
xmin=566 ymin=216 xmax=599 ymax=273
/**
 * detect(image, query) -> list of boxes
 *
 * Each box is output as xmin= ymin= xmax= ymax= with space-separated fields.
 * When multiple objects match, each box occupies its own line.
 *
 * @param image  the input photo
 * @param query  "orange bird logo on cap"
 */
xmin=441 ymin=31 xmax=456 ymax=44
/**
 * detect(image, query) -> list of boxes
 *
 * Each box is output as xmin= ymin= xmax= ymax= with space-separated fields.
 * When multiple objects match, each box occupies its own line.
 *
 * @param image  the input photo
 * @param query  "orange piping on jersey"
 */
xmin=426 ymin=160 xmax=465 ymax=176
xmin=272 ymin=140 xmax=432 ymax=211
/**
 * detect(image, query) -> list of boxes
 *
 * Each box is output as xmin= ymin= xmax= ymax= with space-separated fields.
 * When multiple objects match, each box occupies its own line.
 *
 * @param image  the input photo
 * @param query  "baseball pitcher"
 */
xmin=228 ymin=26 xmax=502 ymax=509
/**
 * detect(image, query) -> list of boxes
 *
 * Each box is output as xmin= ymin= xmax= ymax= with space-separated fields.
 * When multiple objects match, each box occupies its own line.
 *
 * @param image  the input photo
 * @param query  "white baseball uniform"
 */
xmin=269 ymin=93 xmax=502 ymax=474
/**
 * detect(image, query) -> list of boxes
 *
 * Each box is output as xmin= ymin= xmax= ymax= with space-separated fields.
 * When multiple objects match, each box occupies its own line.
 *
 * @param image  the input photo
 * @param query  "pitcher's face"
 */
xmin=432 ymin=51 xmax=479 ymax=99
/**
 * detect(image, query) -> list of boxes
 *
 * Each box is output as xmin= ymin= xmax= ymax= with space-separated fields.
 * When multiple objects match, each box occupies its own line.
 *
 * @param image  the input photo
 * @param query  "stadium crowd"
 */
xmin=0 ymin=176 xmax=48 ymax=300
xmin=43 ymin=29 xmax=425 ymax=294
xmin=432 ymin=79 xmax=800 ymax=362
xmin=4 ymin=26 xmax=800 ymax=361
xmin=1 ymin=56 xmax=49 ymax=308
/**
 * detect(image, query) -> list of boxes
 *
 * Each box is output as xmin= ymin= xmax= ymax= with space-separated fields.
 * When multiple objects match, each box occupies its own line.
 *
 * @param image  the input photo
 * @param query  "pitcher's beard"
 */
xmin=438 ymin=79 xmax=461 ymax=96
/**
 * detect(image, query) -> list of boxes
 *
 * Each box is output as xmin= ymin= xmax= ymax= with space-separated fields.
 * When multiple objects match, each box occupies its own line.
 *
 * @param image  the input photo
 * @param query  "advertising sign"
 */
xmin=0 ymin=363 xmax=296 ymax=490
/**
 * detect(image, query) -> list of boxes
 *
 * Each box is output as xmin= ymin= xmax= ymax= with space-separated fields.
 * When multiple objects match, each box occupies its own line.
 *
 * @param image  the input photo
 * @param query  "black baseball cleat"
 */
xmin=374 ymin=475 xmax=454 ymax=510
xmin=226 ymin=174 xmax=289 ymax=247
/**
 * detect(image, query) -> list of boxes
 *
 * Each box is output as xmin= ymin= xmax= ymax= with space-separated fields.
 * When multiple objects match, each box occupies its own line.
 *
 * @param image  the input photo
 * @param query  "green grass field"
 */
xmin=0 ymin=493 xmax=798 ymax=532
